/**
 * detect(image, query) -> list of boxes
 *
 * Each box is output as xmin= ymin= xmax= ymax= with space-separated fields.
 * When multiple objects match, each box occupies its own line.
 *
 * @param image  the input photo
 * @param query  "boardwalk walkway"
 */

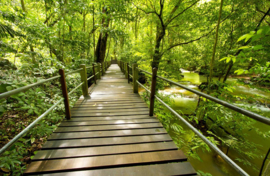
xmin=24 ymin=64 xmax=196 ymax=175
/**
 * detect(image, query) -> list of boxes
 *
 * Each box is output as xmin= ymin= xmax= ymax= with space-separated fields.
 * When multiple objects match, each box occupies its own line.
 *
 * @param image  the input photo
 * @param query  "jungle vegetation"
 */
xmin=0 ymin=0 xmax=270 ymax=175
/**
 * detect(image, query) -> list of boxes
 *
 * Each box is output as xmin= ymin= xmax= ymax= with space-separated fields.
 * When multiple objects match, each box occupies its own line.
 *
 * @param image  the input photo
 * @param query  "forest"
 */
xmin=0 ymin=0 xmax=270 ymax=175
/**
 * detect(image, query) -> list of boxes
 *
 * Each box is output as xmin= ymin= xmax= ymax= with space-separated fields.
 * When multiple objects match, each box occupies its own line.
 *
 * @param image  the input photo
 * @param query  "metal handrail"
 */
xmin=137 ymin=81 xmax=150 ymax=93
xmin=154 ymin=95 xmax=248 ymax=176
xmin=66 ymin=68 xmax=83 ymax=75
xmin=156 ymin=75 xmax=270 ymax=125
xmin=136 ymin=79 xmax=248 ymax=176
xmin=0 ymin=62 xmax=106 ymax=156
xmin=137 ymin=68 xmax=270 ymax=126
xmin=87 ymin=75 xmax=94 ymax=81
xmin=0 ymin=97 xmax=64 ymax=155
xmin=138 ymin=68 xmax=152 ymax=76
xmin=0 ymin=75 xmax=61 ymax=100
xmin=68 ymin=82 xmax=84 ymax=96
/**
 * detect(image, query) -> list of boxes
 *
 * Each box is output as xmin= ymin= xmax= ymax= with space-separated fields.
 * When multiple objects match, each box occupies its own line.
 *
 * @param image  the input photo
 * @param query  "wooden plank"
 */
xmin=42 ymin=134 xmax=173 ymax=149
xmin=49 ymin=128 xmax=166 ymax=140
xmin=24 ymin=150 xmax=187 ymax=175
xmin=71 ymin=108 xmax=149 ymax=114
xmin=27 ymin=162 xmax=196 ymax=176
xmin=73 ymin=102 xmax=146 ymax=107
xmin=68 ymin=115 xmax=155 ymax=121
xmin=55 ymin=123 xmax=163 ymax=133
xmin=59 ymin=119 xmax=159 ymax=127
xmin=71 ymin=111 xmax=149 ymax=117
xmin=99 ymin=79 xmax=128 ymax=83
xmin=32 ymin=142 xmax=177 ymax=160
xmin=72 ymin=104 xmax=148 ymax=110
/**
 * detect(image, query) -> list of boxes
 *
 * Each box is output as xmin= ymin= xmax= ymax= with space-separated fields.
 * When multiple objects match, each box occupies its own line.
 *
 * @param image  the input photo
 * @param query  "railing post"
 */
xmin=101 ymin=62 xmax=104 ymax=76
xmin=125 ymin=63 xmax=128 ymax=78
xmin=102 ymin=62 xmax=105 ymax=75
xmin=149 ymin=68 xmax=157 ymax=116
xmin=92 ymin=63 xmax=96 ymax=84
xmin=80 ymin=64 xmax=90 ymax=98
xmin=132 ymin=63 xmax=138 ymax=93
xmin=127 ymin=63 xmax=130 ymax=83
xmin=97 ymin=63 xmax=101 ymax=79
xmin=59 ymin=69 xmax=71 ymax=120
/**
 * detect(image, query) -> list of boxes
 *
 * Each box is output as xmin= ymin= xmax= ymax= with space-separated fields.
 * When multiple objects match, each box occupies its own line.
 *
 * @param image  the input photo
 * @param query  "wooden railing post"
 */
xmin=97 ymin=63 xmax=101 ymax=79
xmin=102 ymin=62 xmax=105 ymax=74
xmin=101 ymin=62 xmax=104 ymax=76
xmin=132 ymin=63 xmax=138 ymax=93
xmin=125 ymin=63 xmax=128 ymax=78
xmin=149 ymin=68 xmax=157 ymax=116
xmin=80 ymin=64 xmax=90 ymax=98
xmin=92 ymin=63 xmax=96 ymax=84
xmin=59 ymin=69 xmax=71 ymax=120
xmin=127 ymin=63 xmax=130 ymax=83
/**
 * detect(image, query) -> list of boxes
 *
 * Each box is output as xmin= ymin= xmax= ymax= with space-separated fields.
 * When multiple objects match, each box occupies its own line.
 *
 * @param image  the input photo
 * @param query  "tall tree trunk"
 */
xmin=152 ymin=26 xmax=166 ymax=69
xmin=20 ymin=0 xmax=26 ymax=12
xmin=95 ymin=7 xmax=110 ymax=63
xmin=209 ymin=0 xmax=224 ymax=83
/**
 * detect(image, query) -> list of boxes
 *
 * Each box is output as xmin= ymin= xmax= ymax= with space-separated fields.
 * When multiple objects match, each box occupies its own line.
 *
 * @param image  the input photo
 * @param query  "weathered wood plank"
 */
xmin=28 ymin=162 xmax=196 ymax=176
xmin=49 ymin=128 xmax=166 ymax=140
xmin=59 ymin=119 xmax=159 ymax=126
xmin=33 ymin=142 xmax=176 ymax=160
xmin=72 ymin=104 xmax=148 ymax=110
xmin=68 ymin=115 xmax=155 ymax=121
xmin=71 ymin=108 xmax=149 ymax=114
xmin=42 ymin=134 xmax=173 ymax=149
xmin=24 ymin=150 xmax=187 ymax=175
xmin=71 ymin=111 xmax=149 ymax=117
xmin=55 ymin=123 xmax=163 ymax=132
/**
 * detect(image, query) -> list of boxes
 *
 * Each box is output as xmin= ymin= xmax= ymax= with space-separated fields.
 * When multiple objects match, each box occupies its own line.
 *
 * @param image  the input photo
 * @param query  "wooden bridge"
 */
xmin=23 ymin=64 xmax=197 ymax=175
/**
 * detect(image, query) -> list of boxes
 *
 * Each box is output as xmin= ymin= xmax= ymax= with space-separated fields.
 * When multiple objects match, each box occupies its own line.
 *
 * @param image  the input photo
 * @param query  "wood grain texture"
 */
xmin=28 ymin=162 xmax=196 ymax=176
xmin=42 ymin=134 xmax=173 ymax=149
xmin=59 ymin=119 xmax=159 ymax=126
xmin=24 ymin=64 xmax=194 ymax=176
xmin=49 ymin=128 xmax=166 ymax=140
xmin=33 ymin=142 xmax=177 ymax=160
xmin=55 ymin=123 xmax=163 ymax=132
xmin=24 ymin=150 xmax=187 ymax=174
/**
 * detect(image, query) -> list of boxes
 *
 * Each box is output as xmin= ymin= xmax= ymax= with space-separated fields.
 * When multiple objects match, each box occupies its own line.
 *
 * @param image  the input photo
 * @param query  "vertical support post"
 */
xmin=102 ymin=62 xmax=105 ymax=75
xmin=149 ymin=68 xmax=157 ymax=116
xmin=97 ymin=63 xmax=101 ymax=79
xmin=92 ymin=63 xmax=96 ymax=84
xmin=59 ymin=69 xmax=71 ymax=120
xmin=132 ymin=63 xmax=138 ymax=93
xmin=100 ymin=62 xmax=103 ymax=76
xmin=80 ymin=64 xmax=90 ymax=98
xmin=125 ymin=63 xmax=128 ymax=78
xmin=127 ymin=63 xmax=130 ymax=83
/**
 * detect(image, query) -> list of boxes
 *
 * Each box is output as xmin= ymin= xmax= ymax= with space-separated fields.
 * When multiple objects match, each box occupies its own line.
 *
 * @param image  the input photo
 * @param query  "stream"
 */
xmin=139 ymin=69 xmax=270 ymax=176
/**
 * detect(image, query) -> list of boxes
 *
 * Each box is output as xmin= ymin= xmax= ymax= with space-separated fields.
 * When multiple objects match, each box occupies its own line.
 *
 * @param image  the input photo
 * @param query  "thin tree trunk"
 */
xmin=209 ymin=0 xmax=224 ymax=83
xmin=20 ymin=0 xmax=26 ymax=12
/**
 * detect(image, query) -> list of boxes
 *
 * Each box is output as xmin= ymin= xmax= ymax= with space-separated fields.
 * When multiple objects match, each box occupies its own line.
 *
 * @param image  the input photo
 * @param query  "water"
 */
xmin=140 ymin=70 xmax=270 ymax=175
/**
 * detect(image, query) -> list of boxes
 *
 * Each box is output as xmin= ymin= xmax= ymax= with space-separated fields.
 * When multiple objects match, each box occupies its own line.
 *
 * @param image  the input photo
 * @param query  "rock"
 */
xmin=0 ymin=58 xmax=17 ymax=70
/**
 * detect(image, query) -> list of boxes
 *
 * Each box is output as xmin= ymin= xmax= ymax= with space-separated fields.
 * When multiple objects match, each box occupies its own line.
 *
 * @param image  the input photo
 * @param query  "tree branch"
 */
xmin=161 ymin=28 xmax=215 ymax=56
xmin=165 ymin=0 xmax=200 ymax=26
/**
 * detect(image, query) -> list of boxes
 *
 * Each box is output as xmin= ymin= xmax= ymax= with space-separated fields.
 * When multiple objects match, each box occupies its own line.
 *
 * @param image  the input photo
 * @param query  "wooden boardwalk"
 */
xmin=24 ymin=64 xmax=196 ymax=175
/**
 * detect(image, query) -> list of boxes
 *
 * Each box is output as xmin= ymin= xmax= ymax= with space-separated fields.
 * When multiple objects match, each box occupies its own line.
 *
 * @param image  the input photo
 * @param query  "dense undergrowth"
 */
xmin=0 ymin=63 xmax=90 ymax=175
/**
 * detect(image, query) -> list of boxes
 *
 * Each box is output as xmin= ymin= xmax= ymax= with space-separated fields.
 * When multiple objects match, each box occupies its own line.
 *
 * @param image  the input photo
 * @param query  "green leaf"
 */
xmin=252 ymin=45 xmax=263 ymax=50
xmin=31 ymin=138 xmax=35 ymax=144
